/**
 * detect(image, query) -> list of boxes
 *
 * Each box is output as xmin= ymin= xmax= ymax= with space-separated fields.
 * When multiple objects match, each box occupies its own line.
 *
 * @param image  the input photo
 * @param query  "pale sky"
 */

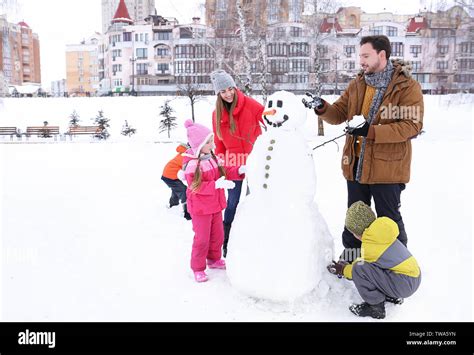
xmin=5 ymin=0 xmax=458 ymax=86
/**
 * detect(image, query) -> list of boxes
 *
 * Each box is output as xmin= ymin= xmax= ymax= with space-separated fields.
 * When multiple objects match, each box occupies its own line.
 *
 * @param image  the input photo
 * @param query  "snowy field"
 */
xmin=0 ymin=94 xmax=472 ymax=322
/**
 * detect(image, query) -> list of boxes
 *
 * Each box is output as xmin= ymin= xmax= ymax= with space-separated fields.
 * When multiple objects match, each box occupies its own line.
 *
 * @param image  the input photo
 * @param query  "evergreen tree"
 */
xmin=93 ymin=110 xmax=110 ymax=140
xmin=69 ymin=110 xmax=80 ymax=127
xmin=159 ymin=100 xmax=177 ymax=139
xmin=121 ymin=120 xmax=136 ymax=137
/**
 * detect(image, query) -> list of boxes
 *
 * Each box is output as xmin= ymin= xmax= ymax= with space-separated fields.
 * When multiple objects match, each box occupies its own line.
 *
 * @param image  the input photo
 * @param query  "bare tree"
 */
xmin=176 ymin=78 xmax=205 ymax=122
xmin=306 ymin=0 xmax=341 ymax=136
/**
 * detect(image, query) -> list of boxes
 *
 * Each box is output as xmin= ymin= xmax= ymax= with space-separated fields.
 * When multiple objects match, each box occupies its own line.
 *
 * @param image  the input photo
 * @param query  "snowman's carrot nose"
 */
xmin=263 ymin=109 xmax=276 ymax=116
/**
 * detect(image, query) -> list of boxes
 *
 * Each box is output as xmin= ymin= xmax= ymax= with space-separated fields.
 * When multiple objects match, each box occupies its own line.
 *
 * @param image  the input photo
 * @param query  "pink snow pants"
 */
xmin=190 ymin=212 xmax=224 ymax=272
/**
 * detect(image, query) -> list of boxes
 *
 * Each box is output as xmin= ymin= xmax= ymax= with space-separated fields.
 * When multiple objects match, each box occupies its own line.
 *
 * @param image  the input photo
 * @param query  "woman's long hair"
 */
xmin=191 ymin=151 xmax=227 ymax=193
xmin=215 ymin=91 xmax=238 ymax=140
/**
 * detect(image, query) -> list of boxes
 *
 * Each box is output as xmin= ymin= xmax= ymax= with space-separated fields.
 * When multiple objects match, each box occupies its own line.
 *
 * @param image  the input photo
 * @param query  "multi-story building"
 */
xmin=101 ymin=0 xmax=155 ymax=33
xmin=66 ymin=34 xmax=101 ymax=96
xmin=72 ymin=1 xmax=473 ymax=96
xmin=51 ymin=78 xmax=66 ymax=97
xmin=0 ymin=17 xmax=41 ymax=87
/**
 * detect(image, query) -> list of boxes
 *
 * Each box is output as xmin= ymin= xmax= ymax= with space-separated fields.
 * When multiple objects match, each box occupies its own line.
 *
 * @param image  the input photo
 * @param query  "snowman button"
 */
xmin=265 ymin=165 xmax=270 ymax=170
xmin=263 ymin=184 xmax=268 ymax=189
xmin=268 ymin=146 xmax=273 ymax=151
xmin=270 ymin=139 xmax=276 ymax=144
xmin=265 ymin=173 xmax=270 ymax=179
xmin=266 ymin=156 xmax=271 ymax=161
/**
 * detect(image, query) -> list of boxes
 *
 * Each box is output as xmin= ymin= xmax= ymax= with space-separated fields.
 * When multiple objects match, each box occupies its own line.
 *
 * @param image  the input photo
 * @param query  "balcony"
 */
xmin=154 ymin=55 xmax=172 ymax=62
xmin=156 ymin=70 xmax=171 ymax=76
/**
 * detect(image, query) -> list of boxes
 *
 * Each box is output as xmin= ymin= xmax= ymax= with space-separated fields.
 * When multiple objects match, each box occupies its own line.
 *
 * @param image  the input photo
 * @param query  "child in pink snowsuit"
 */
xmin=183 ymin=119 xmax=245 ymax=283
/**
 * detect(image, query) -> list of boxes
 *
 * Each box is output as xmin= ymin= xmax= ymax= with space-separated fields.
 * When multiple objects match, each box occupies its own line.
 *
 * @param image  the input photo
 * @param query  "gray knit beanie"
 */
xmin=345 ymin=201 xmax=376 ymax=237
xmin=210 ymin=69 xmax=236 ymax=93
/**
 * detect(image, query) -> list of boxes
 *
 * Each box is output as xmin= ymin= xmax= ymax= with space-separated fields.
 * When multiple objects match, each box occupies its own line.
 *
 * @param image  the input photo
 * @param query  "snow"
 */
xmin=0 ymin=94 xmax=472 ymax=321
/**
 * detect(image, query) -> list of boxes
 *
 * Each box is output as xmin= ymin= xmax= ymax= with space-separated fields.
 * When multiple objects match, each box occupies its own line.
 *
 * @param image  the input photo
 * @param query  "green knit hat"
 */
xmin=345 ymin=201 xmax=376 ymax=236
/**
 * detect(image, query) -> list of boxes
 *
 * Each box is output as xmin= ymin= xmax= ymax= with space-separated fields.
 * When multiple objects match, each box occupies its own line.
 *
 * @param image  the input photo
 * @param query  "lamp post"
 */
xmin=130 ymin=56 xmax=136 ymax=95
xmin=333 ymin=53 xmax=340 ymax=95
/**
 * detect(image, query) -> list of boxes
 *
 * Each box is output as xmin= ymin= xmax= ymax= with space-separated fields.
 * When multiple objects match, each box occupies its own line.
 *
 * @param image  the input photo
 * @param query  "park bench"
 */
xmin=24 ymin=126 xmax=60 ymax=138
xmin=0 ymin=127 xmax=21 ymax=140
xmin=66 ymin=126 xmax=102 ymax=136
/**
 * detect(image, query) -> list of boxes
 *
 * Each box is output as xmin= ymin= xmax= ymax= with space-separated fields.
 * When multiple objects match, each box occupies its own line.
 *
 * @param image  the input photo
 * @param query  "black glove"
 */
xmin=346 ymin=121 xmax=370 ymax=137
xmin=302 ymin=92 xmax=324 ymax=110
xmin=327 ymin=260 xmax=349 ymax=278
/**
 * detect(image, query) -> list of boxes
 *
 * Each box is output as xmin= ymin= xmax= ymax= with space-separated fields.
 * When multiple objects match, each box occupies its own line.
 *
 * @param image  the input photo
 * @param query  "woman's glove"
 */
xmin=215 ymin=176 xmax=235 ymax=190
xmin=238 ymin=165 xmax=247 ymax=175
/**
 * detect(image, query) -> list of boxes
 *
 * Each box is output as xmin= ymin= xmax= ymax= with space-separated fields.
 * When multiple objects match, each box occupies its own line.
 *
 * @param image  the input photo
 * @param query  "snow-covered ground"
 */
xmin=0 ymin=94 xmax=472 ymax=321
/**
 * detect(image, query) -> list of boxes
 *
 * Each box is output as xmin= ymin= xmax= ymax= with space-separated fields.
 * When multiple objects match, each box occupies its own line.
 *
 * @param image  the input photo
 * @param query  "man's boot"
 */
xmin=223 ymin=223 xmax=231 ymax=258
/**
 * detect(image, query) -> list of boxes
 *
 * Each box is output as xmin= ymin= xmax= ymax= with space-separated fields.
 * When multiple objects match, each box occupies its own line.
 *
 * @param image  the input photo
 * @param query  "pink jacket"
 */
xmin=184 ymin=155 xmax=243 ymax=216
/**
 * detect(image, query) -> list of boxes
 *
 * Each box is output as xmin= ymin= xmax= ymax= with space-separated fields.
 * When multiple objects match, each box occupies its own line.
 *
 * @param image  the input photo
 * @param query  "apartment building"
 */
xmin=0 ymin=17 xmax=41 ymax=86
xmin=66 ymin=35 xmax=101 ymax=96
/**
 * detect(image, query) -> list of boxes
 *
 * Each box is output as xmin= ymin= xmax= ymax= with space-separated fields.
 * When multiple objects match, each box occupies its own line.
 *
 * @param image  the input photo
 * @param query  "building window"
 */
xmin=268 ymin=0 xmax=279 ymax=23
xmin=290 ymin=26 xmax=303 ymax=37
xmin=216 ymin=0 xmax=226 ymax=11
xmin=156 ymin=47 xmax=170 ymax=56
xmin=157 ymin=63 xmax=169 ymax=73
xmin=275 ymin=27 xmax=286 ymax=38
xmin=455 ymin=74 xmax=474 ymax=82
xmin=412 ymin=73 xmax=430 ymax=83
xmin=289 ymin=43 xmax=309 ymax=56
xmin=436 ymin=61 xmax=448 ymax=70
xmin=344 ymin=45 xmax=356 ymax=57
xmin=460 ymin=42 xmax=474 ymax=54
xmin=437 ymin=45 xmax=449 ymax=55
xmin=316 ymin=45 xmax=328 ymax=57
xmin=288 ymin=74 xmax=308 ymax=83
xmin=267 ymin=43 xmax=288 ymax=57
xmin=136 ymin=63 xmax=148 ymax=75
xmin=154 ymin=31 xmax=171 ymax=41
xmin=320 ymin=59 xmax=330 ymax=71
xmin=289 ymin=0 xmax=302 ymax=22
xmin=180 ymin=27 xmax=193 ymax=39
xmin=411 ymin=61 xmax=421 ymax=72
xmin=112 ymin=64 xmax=122 ymax=72
xmin=387 ymin=26 xmax=398 ymax=37
xmin=372 ymin=26 xmax=383 ymax=35
xmin=391 ymin=42 xmax=404 ymax=57
xmin=289 ymin=59 xmax=308 ymax=72
xmin=458 ymin=59 xmax=474 ymax=70
xmin=343 ymin=61 xmax=355 ymax=70
xmin=112 ymin=49 xmax=122 ymax=58
xmin=410 ymin=45 xmax=421 ymax=58
xmin=136 ymin=48 xmax=148 ymax=59
xmin=113 ymin=79 xmax=122 ymax=86
xmin=269 ymin=59 xmax=288 ymax=73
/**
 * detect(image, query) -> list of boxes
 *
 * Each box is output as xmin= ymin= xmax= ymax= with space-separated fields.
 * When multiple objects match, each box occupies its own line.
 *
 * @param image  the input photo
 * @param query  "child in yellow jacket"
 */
xmin=328 ymin=201 xmax=421 ymax=319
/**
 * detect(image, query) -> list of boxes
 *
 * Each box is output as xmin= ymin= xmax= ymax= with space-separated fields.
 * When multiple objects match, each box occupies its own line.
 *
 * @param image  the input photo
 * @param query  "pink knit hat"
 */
xmin=184 ymin=119 xmax=214 ymax=157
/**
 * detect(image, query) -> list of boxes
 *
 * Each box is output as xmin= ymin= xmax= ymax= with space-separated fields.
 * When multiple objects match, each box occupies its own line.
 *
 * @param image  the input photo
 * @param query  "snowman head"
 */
xmin=262 ymin=91 xmax=307 ymax=131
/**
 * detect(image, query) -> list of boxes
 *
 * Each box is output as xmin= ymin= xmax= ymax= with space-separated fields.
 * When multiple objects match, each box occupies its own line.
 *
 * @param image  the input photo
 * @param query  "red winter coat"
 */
xmin=212 ymin=89 xmax=264 ymax=166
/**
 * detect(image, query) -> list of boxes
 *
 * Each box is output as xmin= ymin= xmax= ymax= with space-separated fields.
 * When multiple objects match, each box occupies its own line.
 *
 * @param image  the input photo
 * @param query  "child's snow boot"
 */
xmin=183 ymin=203 xmax=192 ymax=220
xmin=194 ymin=271 xmax=208 ymax=283
xmin=385 ymin=296 xmax=404 ymax=305
xmin=207 ymin=259 xmax=226 ymax=270
xmin=349 ymin=301 xmax=386 ymax=319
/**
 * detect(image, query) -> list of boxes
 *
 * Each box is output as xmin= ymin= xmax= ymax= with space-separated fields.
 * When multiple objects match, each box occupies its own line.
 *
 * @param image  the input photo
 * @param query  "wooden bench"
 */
xmin=66 ymin=126 xmax=103 ymax=136
xmin=24 ymin=126 xmax=60 ymax=138
xmin=0 ymin=127 xmax=21 ymax=139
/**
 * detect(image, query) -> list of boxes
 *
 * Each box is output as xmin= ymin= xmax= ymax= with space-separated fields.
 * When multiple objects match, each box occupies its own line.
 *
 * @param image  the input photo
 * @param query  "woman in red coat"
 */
xmin=210 ymin=69 xmax=264 ymax=257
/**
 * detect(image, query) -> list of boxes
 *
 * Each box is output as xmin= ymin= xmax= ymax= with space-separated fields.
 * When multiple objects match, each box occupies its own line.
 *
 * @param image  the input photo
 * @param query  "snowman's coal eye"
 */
xmin=277 ymin=100 xmax=283 ymax=108
xmin=268 ymin=100 xmax=273 ymax=108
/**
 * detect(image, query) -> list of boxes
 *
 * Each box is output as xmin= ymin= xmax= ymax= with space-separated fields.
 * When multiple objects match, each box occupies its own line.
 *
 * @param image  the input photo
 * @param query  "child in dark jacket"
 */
xmin=161 ymin=143 xmax=191 ymax=220
xmin=328 ymin=201 xmax=421 ymax=319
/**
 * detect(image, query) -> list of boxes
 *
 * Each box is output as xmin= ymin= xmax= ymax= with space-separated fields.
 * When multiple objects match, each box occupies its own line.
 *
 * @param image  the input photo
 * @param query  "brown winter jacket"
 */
xmin=316 ymin=59 xmax=424 ymax=184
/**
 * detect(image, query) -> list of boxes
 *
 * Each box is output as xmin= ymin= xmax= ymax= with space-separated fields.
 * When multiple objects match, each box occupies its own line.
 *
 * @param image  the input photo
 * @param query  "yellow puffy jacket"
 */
xmin=343 ymin=217 xmax=420 ymax=280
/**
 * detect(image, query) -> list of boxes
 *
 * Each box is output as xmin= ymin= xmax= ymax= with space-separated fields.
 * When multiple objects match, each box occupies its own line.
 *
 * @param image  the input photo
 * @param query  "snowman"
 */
xmin=226 ymin=90 xmax=334 ymax=302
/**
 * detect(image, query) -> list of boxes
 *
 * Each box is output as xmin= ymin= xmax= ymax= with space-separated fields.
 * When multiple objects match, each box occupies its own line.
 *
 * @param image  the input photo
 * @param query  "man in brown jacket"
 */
xmin=306 ymin=35 xmax=423 ymax=262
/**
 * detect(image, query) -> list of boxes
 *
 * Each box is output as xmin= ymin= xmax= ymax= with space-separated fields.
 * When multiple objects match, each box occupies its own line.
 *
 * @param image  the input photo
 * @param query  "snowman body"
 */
xmin=226 ymin=91 xmax=333 ymax=302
